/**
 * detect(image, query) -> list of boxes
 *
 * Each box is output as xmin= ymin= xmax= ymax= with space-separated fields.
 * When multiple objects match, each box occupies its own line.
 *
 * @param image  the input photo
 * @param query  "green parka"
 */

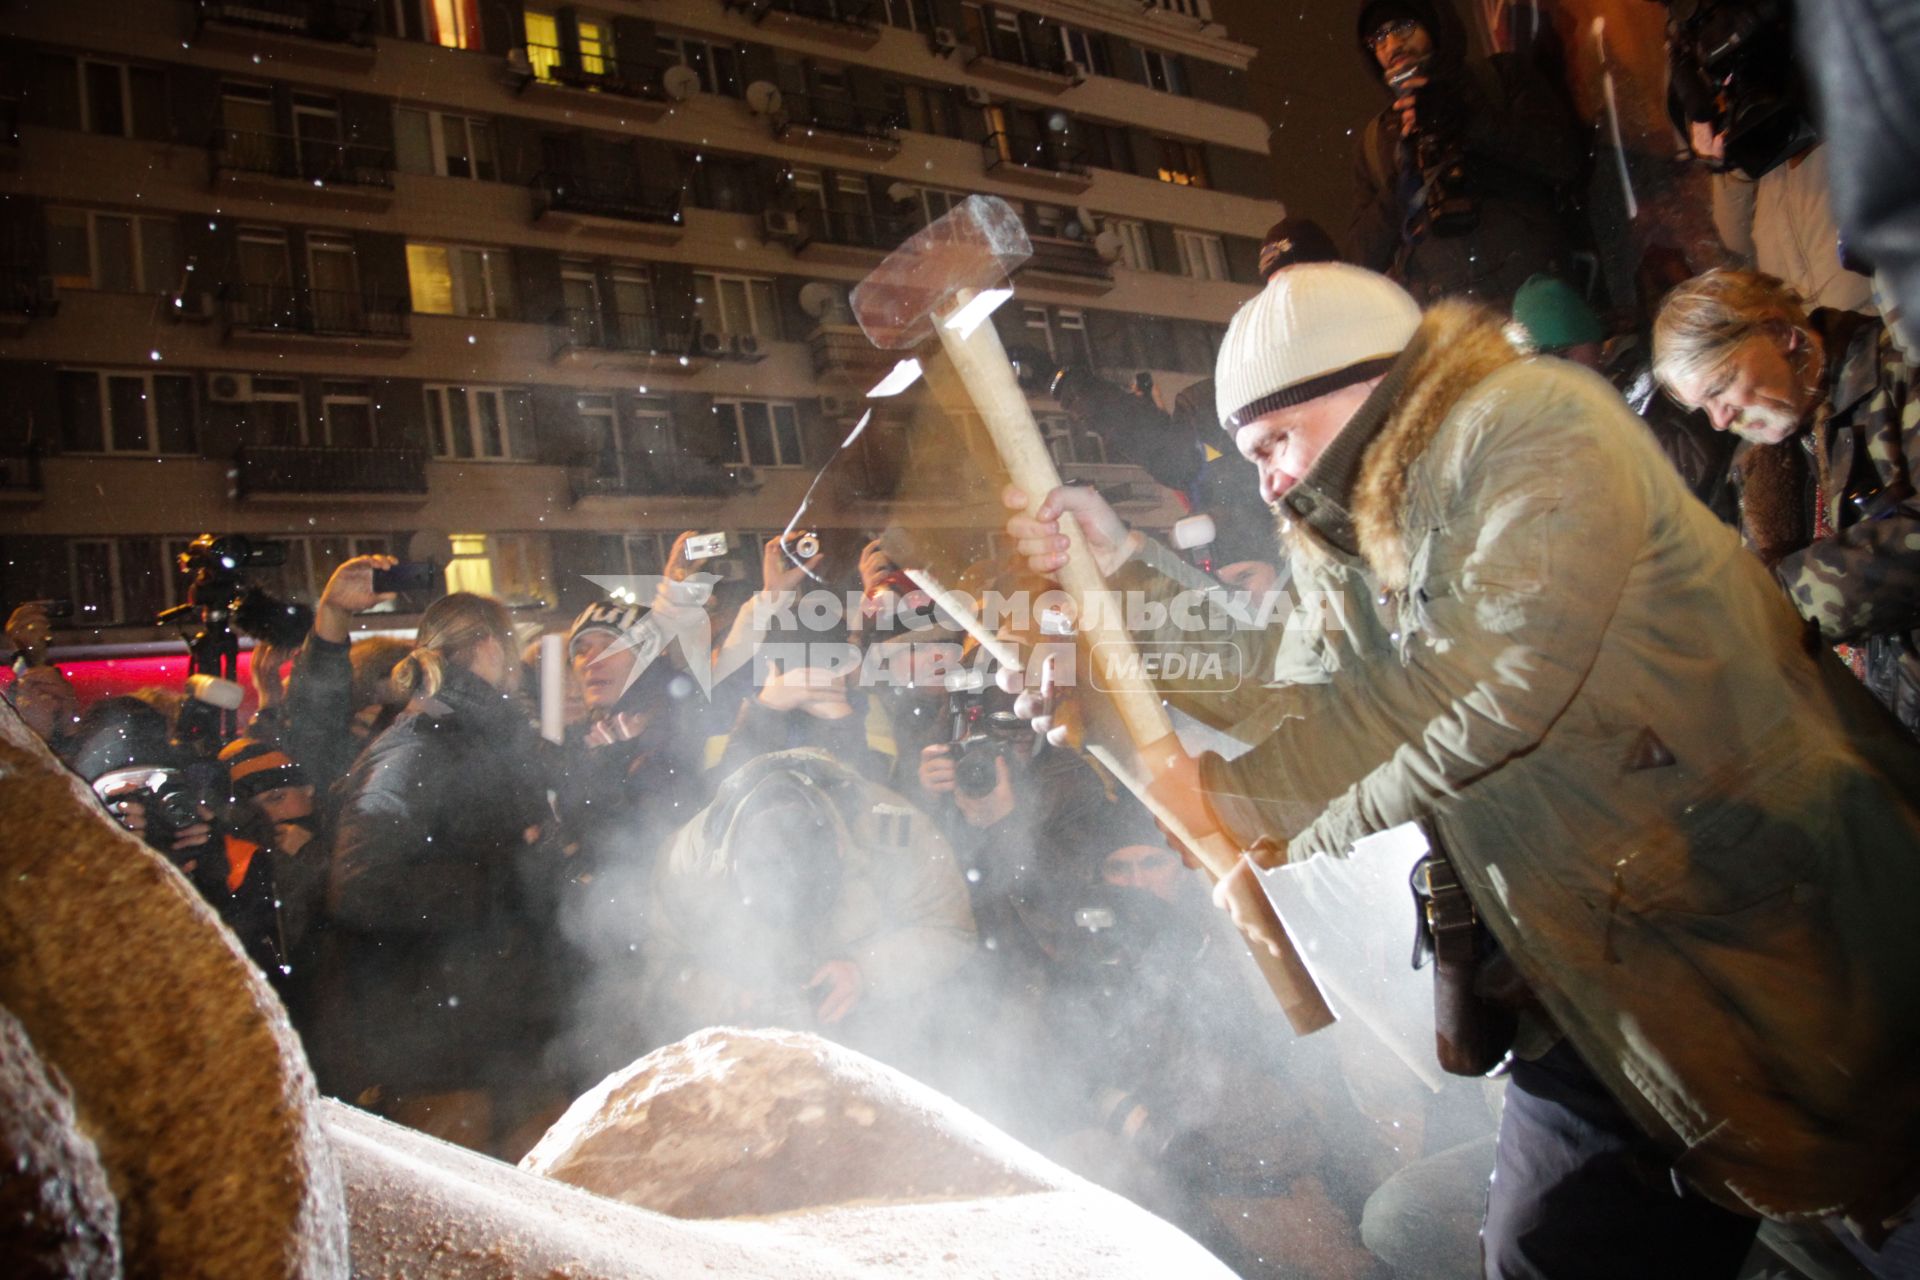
xmin=1117 ymin=302 xmax=1920 ymax=1228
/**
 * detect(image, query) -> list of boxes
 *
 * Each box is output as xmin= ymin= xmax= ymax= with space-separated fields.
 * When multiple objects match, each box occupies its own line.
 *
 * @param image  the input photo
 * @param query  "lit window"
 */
xmin=425 ymin=0 xmax=481 ymax=49
xmin=1156 ymin=137 xmax=1209 ymax=187
xmin=577 ymin=18 xmax=608 ymax=76
xmin=446 ymin=532 xmax=492 ymax=595
xmin=523 ymin=11 xmax=562 ymax=81
xmin=407 ymin=242 xmax=512 ymax=318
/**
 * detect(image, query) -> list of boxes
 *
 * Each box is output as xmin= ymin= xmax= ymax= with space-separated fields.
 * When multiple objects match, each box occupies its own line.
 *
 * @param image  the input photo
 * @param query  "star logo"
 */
xmin=580 ymin=575 xmax=720 ymax=696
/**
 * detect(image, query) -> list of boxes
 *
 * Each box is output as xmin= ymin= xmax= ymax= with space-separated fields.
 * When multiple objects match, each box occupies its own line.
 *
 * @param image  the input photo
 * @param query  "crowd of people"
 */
xmin=6 ymin=3 xmax=1920 ymax=1278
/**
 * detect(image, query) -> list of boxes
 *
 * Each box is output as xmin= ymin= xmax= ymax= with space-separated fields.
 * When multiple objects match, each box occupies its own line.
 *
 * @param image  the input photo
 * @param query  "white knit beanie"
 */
xmin=1215 ymin=263 xmax=1422 ymax=430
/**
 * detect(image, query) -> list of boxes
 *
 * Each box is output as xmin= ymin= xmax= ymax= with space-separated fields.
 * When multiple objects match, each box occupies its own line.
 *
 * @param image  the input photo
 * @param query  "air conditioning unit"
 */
xmin=819 ymin=393 xmax=857 ymax=418
xmin=731 ymin=333 xmax=763 ymax=359
xmin=962 ymin=84 xmax=993 ymax=107
xmin=207 ymin=372 xmax=254 ymax=404
xmin=729 ymin=464 xmax=764 ymax=492
xmin=761 ymin=208 xmax=803 ymax=242
xmin=930 ymin=26 xmax=959 ymax=55
xmin=698 ymin=329 xmax=727 ymax=356
xmin=504 ymin=46 xmax=533 ymax=85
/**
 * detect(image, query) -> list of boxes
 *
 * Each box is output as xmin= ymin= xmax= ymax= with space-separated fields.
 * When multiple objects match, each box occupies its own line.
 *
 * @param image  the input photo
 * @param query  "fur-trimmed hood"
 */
xmin=1353 ymin=302 xmax=1525 ymax=589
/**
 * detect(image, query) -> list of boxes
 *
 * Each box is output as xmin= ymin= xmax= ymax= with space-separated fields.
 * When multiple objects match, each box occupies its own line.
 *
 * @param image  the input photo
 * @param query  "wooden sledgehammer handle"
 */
xmin=933 ymin=301 xmax=1335 ymax=1035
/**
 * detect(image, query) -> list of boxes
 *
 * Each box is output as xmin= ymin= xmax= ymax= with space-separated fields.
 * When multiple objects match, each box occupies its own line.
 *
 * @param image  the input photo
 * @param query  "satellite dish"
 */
xmin=1093 ymin=229 xmax=1124 ymax=262
xmin=798 ymin=281 xmax=845 ymax=319
xmin=662 ymin=64 xmax=701 ymax=101
xmin=886 ymin=180 xmax=918 ymax=206
xmin=745 ymin=81 xmax=783 ymax=116
xmin=1062 ymin=219 xmax=1085 ymax=241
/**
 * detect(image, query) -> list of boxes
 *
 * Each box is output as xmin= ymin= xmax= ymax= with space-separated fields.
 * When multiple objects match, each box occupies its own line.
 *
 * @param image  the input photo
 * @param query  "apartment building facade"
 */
xmin=0 ymin=0 xmax=1275 ymax=638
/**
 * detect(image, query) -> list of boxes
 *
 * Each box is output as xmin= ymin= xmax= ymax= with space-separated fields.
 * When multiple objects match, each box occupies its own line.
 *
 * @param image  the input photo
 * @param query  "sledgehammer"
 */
xmin=851 ymin=196 xmax=1334 ymax=1035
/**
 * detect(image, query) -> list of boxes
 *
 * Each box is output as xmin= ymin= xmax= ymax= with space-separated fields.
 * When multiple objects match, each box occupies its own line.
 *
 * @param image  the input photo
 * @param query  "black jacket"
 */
xmin=1348 ymin=0 xmax=1583 ymax=306
xmin=316 ymin=666 xmax=560 ymax=1097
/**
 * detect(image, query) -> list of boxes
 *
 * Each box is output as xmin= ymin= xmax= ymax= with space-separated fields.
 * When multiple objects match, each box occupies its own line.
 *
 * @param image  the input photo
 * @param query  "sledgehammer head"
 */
xmin=850 ymin=194 xmax=1033 ymax=350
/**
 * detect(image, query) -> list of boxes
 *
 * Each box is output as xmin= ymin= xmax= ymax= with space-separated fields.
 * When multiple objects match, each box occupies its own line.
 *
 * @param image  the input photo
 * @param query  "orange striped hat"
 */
xmin=217 ymin=737 xmax=307 ymax=800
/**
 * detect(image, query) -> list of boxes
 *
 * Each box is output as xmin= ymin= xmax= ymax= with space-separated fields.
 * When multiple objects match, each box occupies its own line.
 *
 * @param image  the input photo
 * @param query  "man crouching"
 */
xmin=1006 ymin=262 xmax=1920 ymax=1276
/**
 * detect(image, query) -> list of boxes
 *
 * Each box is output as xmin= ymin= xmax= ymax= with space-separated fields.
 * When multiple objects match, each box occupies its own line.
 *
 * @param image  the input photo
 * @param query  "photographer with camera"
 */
xmin=1348 ymin=0 xmax=1582 ymax=307
xmin=321 ymin=592 xmax=567 ymax=1156
xmin=1668 ymin=0 xmax=1873 ymax=314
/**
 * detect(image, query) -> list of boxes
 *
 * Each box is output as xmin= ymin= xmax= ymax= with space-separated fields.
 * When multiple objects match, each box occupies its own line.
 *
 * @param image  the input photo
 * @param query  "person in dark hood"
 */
xmin=319 ymin=592 xmax=566 ymax=1157
xmin=1348 ymin=0 xmax=1583 ymax=307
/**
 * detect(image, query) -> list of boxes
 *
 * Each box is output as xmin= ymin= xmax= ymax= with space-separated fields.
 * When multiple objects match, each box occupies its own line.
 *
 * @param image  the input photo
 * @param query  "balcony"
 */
xmin=983 ymin=131 xmax=1092 ymax=194
xmin=1017 ymin=234 xmax=1115 ymax=296
xmin=222 ymin=284 xmax=411 ymax=353
xmin=0 ymin=448 xmax=44 ymax=505
xmin=569 ymin=453 xmax=759 ymax=503
xmin=234 ymin=445 xmax=428 ymax=502
xmin=966 ymin=36 xmax=1078 ymax=95
xmin=210 ymin=128 xmax=394 ymax=210
xmin=790 ymin=206 xmax=915 ymax=267
xmin=549 ymin=307 xmax=707 ymax=372
xmin=771 ymin=91 xmax=904 ymax=159
xmin=809 ymin=322 xmax=897 ymax=389
xmin=1 ymin=97 xmax=20 ymax=171
xmin=532 ymin=171 xmax=686 ymax=245
xmin=507 ymin=44 xmax=673 ymax=121
xmin=723 ymin=0 xmax=881 ymax=50
xmin=0 ymin=266 xmax=58 ymax=334
xmin=193 ymin=0 xmax=378 ymax=69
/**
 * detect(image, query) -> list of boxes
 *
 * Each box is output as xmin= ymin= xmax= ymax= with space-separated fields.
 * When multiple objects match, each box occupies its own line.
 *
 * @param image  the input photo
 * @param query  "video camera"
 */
xmin=1664 ymin=0 xmax=1814 ymax=179
xmin=167 ymin=535 xmax=314 ymax=649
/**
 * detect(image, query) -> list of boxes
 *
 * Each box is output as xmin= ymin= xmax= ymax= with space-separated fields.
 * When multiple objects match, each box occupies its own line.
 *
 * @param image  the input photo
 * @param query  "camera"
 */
xmin=1664 ymin=0 xmax=1813 ymax=179
xmin=947 ymin=670 xmax=1028 ymax=799
xmin=685 ymin=532 xmax=730 ymax=562
xmin=161 ymin=534 xmax=313 ymax=648
xmin=371 ymin=560 xmax=439 ymax=594
xmin=92 ymin=765 xmax=206 ymax=852
xmin=179 ymin=533 xmax=288 ymax=576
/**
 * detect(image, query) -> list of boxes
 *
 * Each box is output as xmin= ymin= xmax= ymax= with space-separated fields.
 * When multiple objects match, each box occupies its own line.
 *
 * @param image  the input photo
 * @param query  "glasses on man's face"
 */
xmin=1367 ymin=18 xmax=1418 ymax=50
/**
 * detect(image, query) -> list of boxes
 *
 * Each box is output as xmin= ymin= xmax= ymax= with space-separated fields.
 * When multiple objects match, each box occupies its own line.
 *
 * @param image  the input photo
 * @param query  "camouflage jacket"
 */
xmin=1775 ymin=311 xmax=1920 ymax=735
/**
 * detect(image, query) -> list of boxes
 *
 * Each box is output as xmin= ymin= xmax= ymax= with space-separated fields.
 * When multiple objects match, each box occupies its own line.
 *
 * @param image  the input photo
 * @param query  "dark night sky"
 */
xmin=1207 ymin=0 xmax=1391 ymax=241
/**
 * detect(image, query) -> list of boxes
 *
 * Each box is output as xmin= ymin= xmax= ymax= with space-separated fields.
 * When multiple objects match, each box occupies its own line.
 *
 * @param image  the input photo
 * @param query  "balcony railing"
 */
xmin=0 ymin=447 xmax=44 ymax=497
xmin=533 ymin=171 xmax=684 ymax=228
xmin=212 ymin=128 xmax=394 ymax=190
xmin=571 ymin=453 xmax=754 ymax=500
xmin=797 ymin=206 xmax=916 ymax=252
xmin=775 ymin=91 xmax=904 ymax=143
xmin=726 ymin=0 xmax=879 ymax=32
xmin=516 ymin=43 xmax=668 ymax=100
xmin=0 ymin=266 xmax=57 ymax=319
xmin=984 ymin=131 xmax=1091 ymax=177
xmin=223 ymin=284 xmax=410 ymax=340
xmin=196 ymin=0 xmax=378 ymax=43
xmin=977 ymin=32 xmax=1070 ymax=76
xmin=235 ymin=445 xmax=427 ymax=498
xmin=1021 ymin=234 xmax=1115 ymax=286
xmin=549 ymin=307 xmax=697 ymax=360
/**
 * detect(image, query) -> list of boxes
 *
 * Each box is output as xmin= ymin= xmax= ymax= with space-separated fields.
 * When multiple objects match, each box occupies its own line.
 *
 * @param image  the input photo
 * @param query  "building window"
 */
xmin=1175 ymin=229 xmax=1229 ymax=280
xmin=423 ymin=0 xmax=482 ymax=48
xmin=251 ymin=376 xmax=307 ymax=446
xmin=57 ymin=369 xmax=195 ymax=455
xmin=426 ymin=384 xmax=513 ymax=459
xmin=715 ymin=400 xmax=803 ymax=468
xmin=445 ymin=533 xmax=549 ymax=605
xmin=1156 ymin=137 xmax=1209 ymax=187
xmin=1108 ymin=218 xmax=1153 ymax=271
xmin=77 ymin=59 xmax=167 ymax=139
xmin=1021 ymin=304 xmax=1054 ymax=360
xmin=407 ymin=242 xmax=514 ymax=318
xmin=880 ymin=0 xmax=934 ymax=31
xmin=47 ymin=208 xmax=180 ymax=293
xmin=657 ymin=31 xmax=742 ymax=96
xmin=914 ymin=187 xmax=965 ymax=226
xmin=1057 ymin=26 xmax=1109 ymax=76
xmin=895 ymin=84 xmax=960 ymax=138
xmin=1150 ymin=0 xmax=1211 ymax=16
xmin=694 ymin=272 xmax=779 ymax=338
xmin=1138 ymin=49 xmax=1188 ymax=95
xmin=1056 ymin=308 xmax=1092 ymax=365
xmin=522 ymin=10 xmax=562 ymax=81
xmin=321 ymin=381 xmax=377 ymax=448
xmin=393 ymin=108 xmax=497 ymax=180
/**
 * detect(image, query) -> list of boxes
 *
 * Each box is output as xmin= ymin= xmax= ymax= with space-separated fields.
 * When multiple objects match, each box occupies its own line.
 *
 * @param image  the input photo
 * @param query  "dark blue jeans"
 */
xmin=1482 ymin=1041 xmax=1759 ymax=1279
